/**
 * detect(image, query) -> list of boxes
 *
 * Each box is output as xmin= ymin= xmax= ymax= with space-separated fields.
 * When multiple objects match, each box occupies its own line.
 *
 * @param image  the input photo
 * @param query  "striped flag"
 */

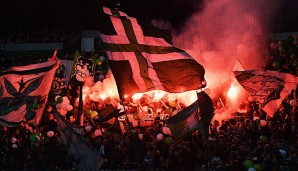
xmin=0 ymin=53 xmax=60 ymax=127
xmin=233 ymin=70 xmax=298 ymax=117
xmin=98 ymin=6 xmax=206 ymax=97
xmin=166 ymin=91 xmax=214 ymax=140
xmin=52 ymin=108 xmax=104 ymax=170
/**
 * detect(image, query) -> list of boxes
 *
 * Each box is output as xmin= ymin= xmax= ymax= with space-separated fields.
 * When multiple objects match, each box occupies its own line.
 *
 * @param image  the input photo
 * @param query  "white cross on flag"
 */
xmin=98 ymin=6 xmax=206 ymax=98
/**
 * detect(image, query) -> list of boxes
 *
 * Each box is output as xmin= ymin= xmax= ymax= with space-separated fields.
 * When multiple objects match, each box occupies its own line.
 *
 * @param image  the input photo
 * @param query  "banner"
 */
xmin=0 ymin=56 xmax=59 ymax=126
xmin=98 ymin=6 xmax=206 ymax=97
xmin=53 ymin=109 xmax=104 ymax=170
xmin=234 ymin=70 xmax=297 ymax=116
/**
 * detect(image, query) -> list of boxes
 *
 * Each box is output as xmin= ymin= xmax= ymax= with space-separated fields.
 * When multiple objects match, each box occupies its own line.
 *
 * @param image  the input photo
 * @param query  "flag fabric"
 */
xmin=49 ymin=62 xmax=68 ymax=101
xmin=233 ymin=70 xmax=298 ymax=117
xmin=70 ymin=50 xmax=81 ymax=77
xmin=97 ymin=6 xmax=206 ymax=97
xmin=232 ymin=59 xmax=245 ymax=72
xmin=0 ymin=54 xmax=60 ymax=127
xmin=60 ymin=59 xmax=74 ymax=86
xmin=166 ymin=91 xmax=214 ymax=140
xmin=68 ymin=51 xmax=94 ymax=86
xmin=196 ymin=91 xmax=215 ymax=143
xmin=97 ymin=104 xmax=125 ymax=122
xmin=100 ymin=104 xmax=116 ymax=118
xmin=52 ymin=108 xmax=104 ymax=170
xmin=109 ymin=116 xmax=122 ymax=134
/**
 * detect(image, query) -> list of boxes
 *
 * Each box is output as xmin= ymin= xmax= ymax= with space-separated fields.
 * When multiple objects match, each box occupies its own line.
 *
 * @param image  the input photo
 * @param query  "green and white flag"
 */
xmin=234 ymin=70 xmax=297 ymax=117
xmin=167 ymin=91 xmax=214 ymax=140
xmin=0 ymin=52 xmax=59 ymax=126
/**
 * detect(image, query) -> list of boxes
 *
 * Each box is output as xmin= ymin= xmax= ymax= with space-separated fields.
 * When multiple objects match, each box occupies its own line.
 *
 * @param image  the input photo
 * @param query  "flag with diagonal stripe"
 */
xmin=52 ymin=108 xmax=104 ymax=170
xmin=166 ymin=91 xmax=214 ymax=140
xmin=97 ymin=6 xmax=206 ymax=97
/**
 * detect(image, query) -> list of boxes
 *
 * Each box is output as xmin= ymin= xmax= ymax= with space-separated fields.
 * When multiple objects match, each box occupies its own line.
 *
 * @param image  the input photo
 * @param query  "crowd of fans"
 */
xmin=0 ymin=53 xmax=50 ymax=71
xmin=265 ymin=35 xmax=298 ymax=76
xmin=0 ymin=27 xmax=76 ymax=44
xmin=1 ymin=33 xmax=297 ymax=76
xmin=0 ymin=33 xmax=297 ymax=171
xmin=0 ymin=92 xmax=297 ymax=171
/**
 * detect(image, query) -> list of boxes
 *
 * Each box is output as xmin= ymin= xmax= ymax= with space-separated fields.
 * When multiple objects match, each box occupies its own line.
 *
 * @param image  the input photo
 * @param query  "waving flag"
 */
xmin=167 ymin=91 xmax=214 ymax=140
xmin=234 ymin=70 xmax=298 ymax=117
xmin=0 ymin=53 xmax=59 ymax=127
xmin=97 ymin=6 xmax=206 ymax=97
xmin=49 ymin=62 xmax=68 ymax=101
xmin=52 ymin=108 xmax=104 ymax=170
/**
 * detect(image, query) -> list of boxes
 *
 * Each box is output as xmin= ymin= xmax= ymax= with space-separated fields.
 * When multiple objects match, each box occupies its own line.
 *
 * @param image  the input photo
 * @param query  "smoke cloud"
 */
xmin=172 ymin=0 xmax=280 ymax=101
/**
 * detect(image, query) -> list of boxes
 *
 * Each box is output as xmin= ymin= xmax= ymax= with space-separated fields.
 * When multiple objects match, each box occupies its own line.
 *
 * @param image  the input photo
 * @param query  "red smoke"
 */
xmin=172 ymin=0 xmax=280 ymax=121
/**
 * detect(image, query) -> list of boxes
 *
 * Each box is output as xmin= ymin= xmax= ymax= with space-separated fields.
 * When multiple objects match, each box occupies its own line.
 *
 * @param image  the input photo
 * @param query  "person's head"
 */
xmin=250 ymin=120 xmax=257 ymax=127
xmin=245 ymin=119 xmax=251 ymax=126
xmin=168 ymin=148 xmax=174 ymax=157
xmin=49 ymin=113 xmax=54 ymax=120
xmin=174 ymin=150 xmax=180 ymax=157
xmin=95 ymin=136 xmax=103 ymax=145
xmin=15 ymin=129 xmax=20 ymax=135
xmin=46 ymin=105 xmax=53 ymax=112
xmin=228 ymin=125 xmax=235 ymax=133
xmin=2 ymin=126 xmax=7 ymax=132
xmin=268 ymin=121 xmax=275 ymax=128
xmin=270 ymin=42 xmax=276 ymax=49
xmin=213 ymin=120 xmax=219 ymax=127
xmin=238 ymin=123 xmax=246 ymax=131
xmin=131 ymin=131 xmax=140 ymax=141
xmin=211 ymin=156 xmax=222 ymax=168
xmin=200 ymin=165 xmax=207 ymax=171
xmin=69 ymin=115 xmax=75 ymax=122
xmin=146 ymin=150 xmax=153 ymax=157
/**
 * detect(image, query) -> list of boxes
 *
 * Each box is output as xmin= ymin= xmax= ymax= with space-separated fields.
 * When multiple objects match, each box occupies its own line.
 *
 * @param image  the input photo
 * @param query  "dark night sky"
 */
xmin=0 ymin=0 xmax=298 ymax=37
xmin=0 ymin=0 xmax=204 ymax=33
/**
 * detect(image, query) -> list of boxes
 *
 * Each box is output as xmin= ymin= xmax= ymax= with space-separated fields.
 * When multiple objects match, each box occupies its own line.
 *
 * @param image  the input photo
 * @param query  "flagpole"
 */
xmin=196 ymin=89 xmax=211 ymax=171
xmin=77 ymin=82 xmax=84 ymax=127
xmin=113 ymin=84 xmax=133 ymax=136
xmin=219 ymin=98 xmax=227 ymax=111
xmin=196 ymin=89 xmax=209 ymax=144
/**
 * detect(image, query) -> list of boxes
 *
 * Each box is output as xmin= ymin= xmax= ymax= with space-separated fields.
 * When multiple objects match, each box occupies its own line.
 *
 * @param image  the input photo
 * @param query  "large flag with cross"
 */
xmin=97 ymin=6 xmax=206 ymax=98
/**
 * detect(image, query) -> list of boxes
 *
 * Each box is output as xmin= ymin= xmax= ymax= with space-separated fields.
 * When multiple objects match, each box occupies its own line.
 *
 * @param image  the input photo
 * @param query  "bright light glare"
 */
xmin=153 ymin=90 xmax=166 ymax=101
xmin=100 ymin=94 xmax=107 ymax=100
xmin=132 ymin=93 xmax=143 ymax=102
xmin=227 ymin=84 xmax=238 ymax=99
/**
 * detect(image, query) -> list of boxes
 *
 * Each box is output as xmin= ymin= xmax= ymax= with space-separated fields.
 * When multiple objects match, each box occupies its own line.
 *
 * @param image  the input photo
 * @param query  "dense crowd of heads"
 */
xmin=265 ymin=35 xmax=298 ymax=76
xmin=0 ymin=27 xmax=76 ymax=44
xmin=0 ymin=93 xmax=297 ymax=170
xmin=0 ymin=33 xmax=297 ymax=170
xmin=1 ymin=33 xmax=298 ymax=76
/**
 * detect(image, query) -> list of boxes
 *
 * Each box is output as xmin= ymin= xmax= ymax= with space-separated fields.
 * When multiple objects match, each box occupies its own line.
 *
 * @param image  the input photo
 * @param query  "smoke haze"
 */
xmin=172 ymin=0 xmax=280 ymax=101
